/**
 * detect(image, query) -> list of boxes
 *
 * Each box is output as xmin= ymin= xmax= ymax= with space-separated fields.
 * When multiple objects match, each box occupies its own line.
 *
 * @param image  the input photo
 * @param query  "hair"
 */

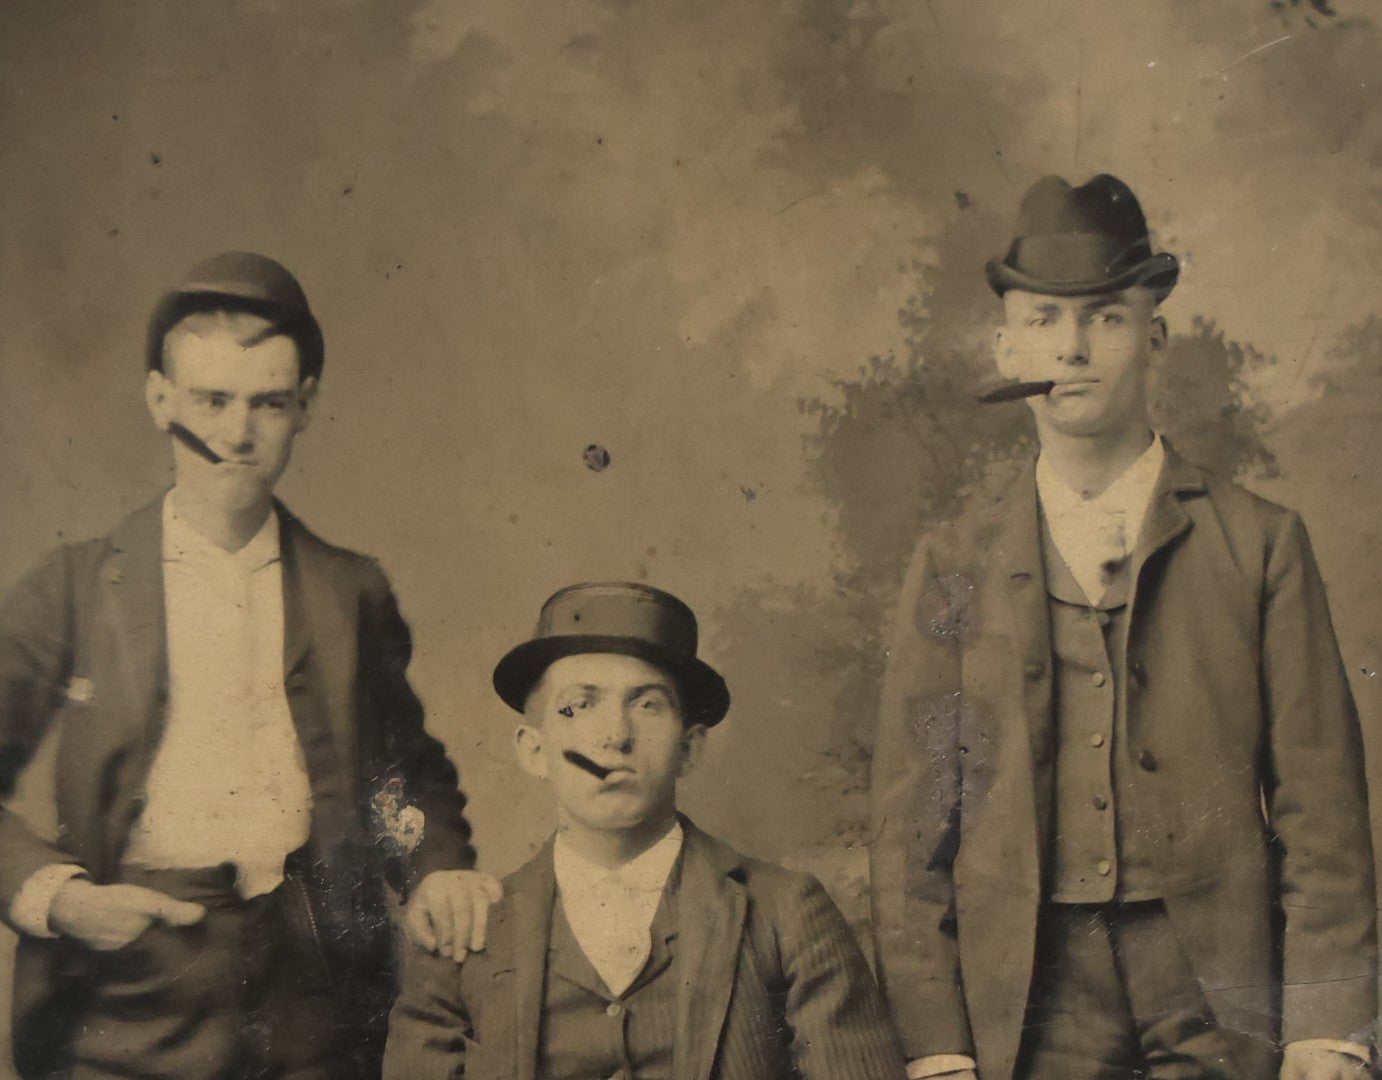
xmin=149 ymin=296 xmax=324 ymax=383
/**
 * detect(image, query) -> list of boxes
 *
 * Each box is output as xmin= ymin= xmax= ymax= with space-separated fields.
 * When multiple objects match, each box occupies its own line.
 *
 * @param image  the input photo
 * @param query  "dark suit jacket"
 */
xmin=384 ymin=817 xmax=907 ymax=1080
xmin=0 ymin=495 xmax=475 ymax=1076
xmin=870 ymin=447 xmax=1377 ymax=1080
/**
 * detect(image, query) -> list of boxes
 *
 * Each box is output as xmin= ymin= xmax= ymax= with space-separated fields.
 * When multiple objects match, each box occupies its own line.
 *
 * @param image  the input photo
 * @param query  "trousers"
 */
xmin=1015 ymin=901 xmax=1277 ymax=1080
xmin=64 ymin=863 xmax=364 ymax=1080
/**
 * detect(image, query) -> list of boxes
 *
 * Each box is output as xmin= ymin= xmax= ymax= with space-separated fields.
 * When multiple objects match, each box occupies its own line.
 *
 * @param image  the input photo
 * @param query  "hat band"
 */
xmin=1010 ymin=232 xmax=1152 ymax=285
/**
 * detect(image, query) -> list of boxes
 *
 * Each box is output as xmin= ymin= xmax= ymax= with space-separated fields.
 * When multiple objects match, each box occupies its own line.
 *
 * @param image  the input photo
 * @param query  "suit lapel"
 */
xmin=508 ymin=843 xmax=556 ymax=1080
xmin=672 ymin=822 xmax=746 ymax=1080
xmin=989 ymin=463 xmax=1055 ymax=766
xmin=1130 ymin=444 xmax=1205 ymax=573
xmin=103 ymin=497 xmax=169 ymax=747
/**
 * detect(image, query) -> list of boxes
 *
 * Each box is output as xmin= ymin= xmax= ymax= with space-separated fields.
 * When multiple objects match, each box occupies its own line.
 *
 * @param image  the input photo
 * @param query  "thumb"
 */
xmin=480 ymin=874 xmax=504 ymax=903
xmin=142 ymin=891 xmax=207 ymax=927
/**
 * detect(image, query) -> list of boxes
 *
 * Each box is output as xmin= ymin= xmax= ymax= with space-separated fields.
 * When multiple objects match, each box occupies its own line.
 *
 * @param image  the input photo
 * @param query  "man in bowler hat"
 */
xmin=384 ymin=582 xmax=908 ymax=1080
xmin=0 ymin=252 xmax=499 ymax=1078
xmin=870 ymin=175 xmax=1376 ymax=1079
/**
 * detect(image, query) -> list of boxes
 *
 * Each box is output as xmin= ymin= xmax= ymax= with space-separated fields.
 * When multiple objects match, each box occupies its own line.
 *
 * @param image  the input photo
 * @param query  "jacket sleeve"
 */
xmin=358 ymin=562 xmax=476 ymax=890
xmin=383 ymin=945 xmax=473 ymax=1080
xmin=0 ymin=546 xmax=81 ymax=922
xmin=1261 ymin=512 xmax=1378 ymax=1045
xmin=775 ymin=872 xmax=908 ymax=1080
xmin=869 ymin=530 xmax=974 ymax=1062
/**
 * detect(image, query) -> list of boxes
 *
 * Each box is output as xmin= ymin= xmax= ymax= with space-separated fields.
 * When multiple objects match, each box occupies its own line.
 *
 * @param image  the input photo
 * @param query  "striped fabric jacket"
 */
xmin=384 ymin=817 xmax=907 ymax=1080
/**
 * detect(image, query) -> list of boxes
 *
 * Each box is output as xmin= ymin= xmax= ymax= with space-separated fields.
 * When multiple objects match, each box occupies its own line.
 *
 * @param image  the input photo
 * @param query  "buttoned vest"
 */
xmin=1042 ymin=522 xmax=1164 ymax=903
xmin=538 ymin=871 xmax=681 ymax=1080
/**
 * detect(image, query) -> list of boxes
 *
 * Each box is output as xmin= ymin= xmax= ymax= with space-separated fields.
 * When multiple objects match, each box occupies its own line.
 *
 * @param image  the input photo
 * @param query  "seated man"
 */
xmin=384 ymin=582 xmax=907 ymax=1080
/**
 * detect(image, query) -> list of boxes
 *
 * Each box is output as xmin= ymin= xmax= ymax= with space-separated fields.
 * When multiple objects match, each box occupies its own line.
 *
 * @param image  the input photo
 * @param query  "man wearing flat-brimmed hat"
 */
xmin=870 ymin=176 xmax=1376 ymax=1080
xmin=384 ymin=582 xmax=908 ymax=1080
xmin=0 ymin=252 xmax=499 ymax=1078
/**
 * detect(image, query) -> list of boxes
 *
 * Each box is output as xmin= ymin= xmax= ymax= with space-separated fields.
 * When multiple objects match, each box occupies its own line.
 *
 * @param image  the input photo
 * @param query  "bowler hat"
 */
xmin=146 ymin=252 xmax=325 ymax=381
xmin=986 ymin=174 xmax=1179 ymax=301
xmin=494 ymin=583 xmax=731 ymax=727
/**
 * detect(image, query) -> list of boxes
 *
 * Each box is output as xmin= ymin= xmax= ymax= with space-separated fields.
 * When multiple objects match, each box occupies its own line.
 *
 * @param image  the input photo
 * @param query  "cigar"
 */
xmin=562 ymin=750 xmax=614 ymax=780
xmin=976 ymin=380 xmax=1057 ymax=404
xmin=168 ymin=422 xmax=224 ymax=464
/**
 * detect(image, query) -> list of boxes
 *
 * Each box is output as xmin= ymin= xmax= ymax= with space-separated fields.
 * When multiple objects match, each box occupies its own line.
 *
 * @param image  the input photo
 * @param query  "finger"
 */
xmin=402 ymin=902 xmax=439 ymax=953
xmin=467 ymin=885 xmax=489 ymax=954
xmin=148 ymin=895 xmax=207 ymax=927
xmin=433 ymin=888 xmax=458 ymax=960
xmin=480 ymin=874 xmax=504 ymax=903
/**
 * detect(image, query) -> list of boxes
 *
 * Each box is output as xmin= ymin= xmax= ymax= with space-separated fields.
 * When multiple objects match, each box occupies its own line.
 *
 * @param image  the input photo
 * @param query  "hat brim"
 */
xmin=493 ymin=635 xmax=731 ymax=728
xmin=986 ymin=252 xmax=1179 ymax=302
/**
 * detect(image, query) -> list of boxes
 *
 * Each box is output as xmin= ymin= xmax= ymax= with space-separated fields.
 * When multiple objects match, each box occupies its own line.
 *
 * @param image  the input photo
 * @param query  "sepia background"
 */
xmin=3 ymin=0 xmax=1382 ymax=1072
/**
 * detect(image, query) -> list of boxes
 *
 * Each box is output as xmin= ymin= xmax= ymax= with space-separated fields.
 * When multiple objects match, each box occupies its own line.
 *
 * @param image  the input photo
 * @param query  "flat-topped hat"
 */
xmin=986 ymin=174 xmax=1178 ymax=301
xmin=146 ymin=251 xmax=325 ymax=381
xmin=494 ymin=582 xmax=731 ymax=727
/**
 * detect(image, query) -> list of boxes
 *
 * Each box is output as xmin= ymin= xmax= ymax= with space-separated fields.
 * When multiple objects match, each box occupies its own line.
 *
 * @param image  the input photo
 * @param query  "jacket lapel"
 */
xmin=1130 ymin=443 xmax=1205 ymax=573
xmin=672 ymin=820 xmax=747 ymax=1080
xmin=103 ymin=496 xmax=169 ymax=747
xmin=988 ymin=463 xmax=1055 ymax=776
xmin=507 ymin=842 xmax=556 ymax=1080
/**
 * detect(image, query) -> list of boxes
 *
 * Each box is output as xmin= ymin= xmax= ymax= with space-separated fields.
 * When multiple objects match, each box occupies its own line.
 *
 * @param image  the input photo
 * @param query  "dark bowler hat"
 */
xmin=146 ymin=252 xmax=325 ymax=381
xmin=494 ymin=583 xmax=731 ymax=727
xmin=986 ymin=174 xmax=1179 ymax=301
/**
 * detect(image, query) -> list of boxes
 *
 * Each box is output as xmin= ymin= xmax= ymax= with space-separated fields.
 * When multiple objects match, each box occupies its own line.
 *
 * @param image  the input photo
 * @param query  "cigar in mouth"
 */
xmin=976 ymin=380 xmax=1057 ymax=404
xmin=562 ymin=750 xmax=614 ymax=780
xmin=168 ymin=422 xmax=225 ymax=464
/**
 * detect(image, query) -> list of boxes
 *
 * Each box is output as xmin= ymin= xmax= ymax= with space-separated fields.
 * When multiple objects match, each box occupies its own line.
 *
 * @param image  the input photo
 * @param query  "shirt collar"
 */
xmin=554 ymin=820 xmax=684 ymax=897
xmin=162 ymin=490 xmax=281 ymax=573
xmin=1036 ymin=434 xmax=1166 ymax=548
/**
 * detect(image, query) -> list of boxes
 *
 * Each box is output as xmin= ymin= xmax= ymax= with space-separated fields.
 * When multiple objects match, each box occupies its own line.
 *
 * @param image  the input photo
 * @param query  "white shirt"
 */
xmin=553 ymin=821 xmax=683 ymax=997
xmin=120 ymin=495 xmax=314 ymax=897
xmin=1035 ymin=435 xmax=1166 ymax=605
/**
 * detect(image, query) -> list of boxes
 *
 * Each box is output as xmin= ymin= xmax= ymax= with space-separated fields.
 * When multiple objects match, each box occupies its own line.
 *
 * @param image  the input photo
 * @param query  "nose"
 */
xmin=1056 ymin=318 xmax=1089 ymax=366
xmin=595 ymin=705 xmax=636 ymax=755
xmin=218 ymin=401 xmax=255 ymax=454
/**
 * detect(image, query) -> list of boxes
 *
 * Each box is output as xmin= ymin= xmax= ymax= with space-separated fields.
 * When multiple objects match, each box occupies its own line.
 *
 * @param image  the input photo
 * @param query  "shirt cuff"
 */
xmin=1284 ymin=1039 xmax=1372 ymax=1064
xmin=906 ymin=1055 xmax=977 ymax=1078
xmin=10 ymin=864 xmax=88 ymax=938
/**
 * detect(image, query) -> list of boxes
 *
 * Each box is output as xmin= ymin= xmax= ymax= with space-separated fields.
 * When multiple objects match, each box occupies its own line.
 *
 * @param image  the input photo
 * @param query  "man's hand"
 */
xmin=1280 ymin=1046 xmax=1372 ymax=1080
xmin=48 ymin=878 xmax=206 ymax=951
xmin=402 ymin=870 xmax=503 ymax=962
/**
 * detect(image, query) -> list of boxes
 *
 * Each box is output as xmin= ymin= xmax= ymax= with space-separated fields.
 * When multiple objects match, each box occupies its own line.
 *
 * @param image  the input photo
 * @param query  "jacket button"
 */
xmin=1138 ymin=749 xmax=1158 ymax=772
xmin=1096 ymin=859 xmax=1112 ymax=876
xmin=1089 ymin=732 xmax=1106 ymax=749
xmin=1090 ymin=671 xmax=1107 ymax=688
xmin=1024 ymin=661 xmax=1046 ymax=681
xmin=1095 ymin=611 xmax=1111 ymax=627
xmin=605 ymin=1002 xmax=622 ymax=1018
xmin=1092 ymin=795 xmax=1108 ymax=811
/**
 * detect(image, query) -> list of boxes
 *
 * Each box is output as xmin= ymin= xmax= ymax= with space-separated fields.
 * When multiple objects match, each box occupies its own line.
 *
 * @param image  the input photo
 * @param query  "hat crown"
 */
xmin=1017 ymin=174 xmax=1148 ymax=243
xmin=534 ymin=582 xmax=699 ymax=661
xmin=174 ymin=251 xmax=312 ymax=312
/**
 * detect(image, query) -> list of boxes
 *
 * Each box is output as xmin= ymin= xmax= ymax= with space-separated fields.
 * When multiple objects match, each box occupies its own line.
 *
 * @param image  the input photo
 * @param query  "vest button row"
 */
xmin=1089 ymin=732 xmax=1106 ymax=748
xmin=605 ymin=1002 xmax=623 ymax=1018
xmin=1092 ymin=795 xmax=1108 ymax=811
xmin=1096 ymin=859 xmax=1112 ymax=876
xmin=1090 ymin=671 xmax=1107 ymax=688
xmin=1138 ymin=749 xmax=1158 ymax=772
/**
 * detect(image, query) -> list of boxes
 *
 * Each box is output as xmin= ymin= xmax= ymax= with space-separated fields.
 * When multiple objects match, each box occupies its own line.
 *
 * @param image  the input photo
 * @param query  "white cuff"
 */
xmin=1284 ymin=1039 xmax=1371 ymax=1063
xmin=10 ymin=864 xmax=88 ymax=938
xmin=907 ymin=1054 xmax=977 ymax=1078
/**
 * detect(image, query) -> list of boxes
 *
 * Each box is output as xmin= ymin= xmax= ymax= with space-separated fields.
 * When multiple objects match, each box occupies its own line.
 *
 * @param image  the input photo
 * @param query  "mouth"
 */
xmin=1048 ymin=379 xmax=1100 ymax=397
xmin=562 ymin=750 xmax=632 ymax=781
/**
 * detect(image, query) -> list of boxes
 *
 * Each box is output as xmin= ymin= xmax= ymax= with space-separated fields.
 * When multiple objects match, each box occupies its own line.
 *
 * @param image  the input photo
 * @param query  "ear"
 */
xmin=294 ymin=375 xmax=318 ymax=434
xmin=145 ymin=369 xmax=175 ymax=431
xmin=514 ymin=724 xmax=549 ymax=781
xmin=1148 ymin=315 xmax=1168 ymax=353
xmin=676 ymin=724 xmax=707 ymax=779
xmin=993 ymin=325 xmax=1020 ymax=379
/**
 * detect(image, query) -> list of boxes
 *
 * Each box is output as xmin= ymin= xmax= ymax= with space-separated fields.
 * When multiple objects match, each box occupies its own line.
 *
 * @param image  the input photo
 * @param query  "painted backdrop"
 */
xmin=3 ymin=1 xmax=1381 ymax=1073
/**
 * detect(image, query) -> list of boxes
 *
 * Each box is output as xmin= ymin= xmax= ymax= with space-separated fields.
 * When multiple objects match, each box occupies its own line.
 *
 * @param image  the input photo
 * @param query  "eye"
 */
xmin=1092 ymin=311 xmax=1124 ymax=326
xmin=1026 ymin=316 xmax=1049 ymax=328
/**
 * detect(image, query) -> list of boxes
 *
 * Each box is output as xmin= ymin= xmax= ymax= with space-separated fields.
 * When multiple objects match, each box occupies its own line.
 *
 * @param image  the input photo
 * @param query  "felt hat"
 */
xmin=986 ymin=174 xmax=1179 ymax=301
xmin=494 ymin=582 xmax=731 ymax=727
xmin=146 ymin=251 xmax=325 ymax=380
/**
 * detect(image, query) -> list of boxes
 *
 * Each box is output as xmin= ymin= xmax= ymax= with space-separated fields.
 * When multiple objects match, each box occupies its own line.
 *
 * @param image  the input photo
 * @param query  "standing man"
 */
xmin=870 ymin=176 xmax=1376 ymax=1080
xmin=0 ymin=252 xmax=498 ymax=1079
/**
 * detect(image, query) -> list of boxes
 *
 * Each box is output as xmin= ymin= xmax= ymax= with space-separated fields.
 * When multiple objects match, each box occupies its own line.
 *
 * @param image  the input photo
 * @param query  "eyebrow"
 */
xmin=1079 ymin=295 xmax=1131 ymax=313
